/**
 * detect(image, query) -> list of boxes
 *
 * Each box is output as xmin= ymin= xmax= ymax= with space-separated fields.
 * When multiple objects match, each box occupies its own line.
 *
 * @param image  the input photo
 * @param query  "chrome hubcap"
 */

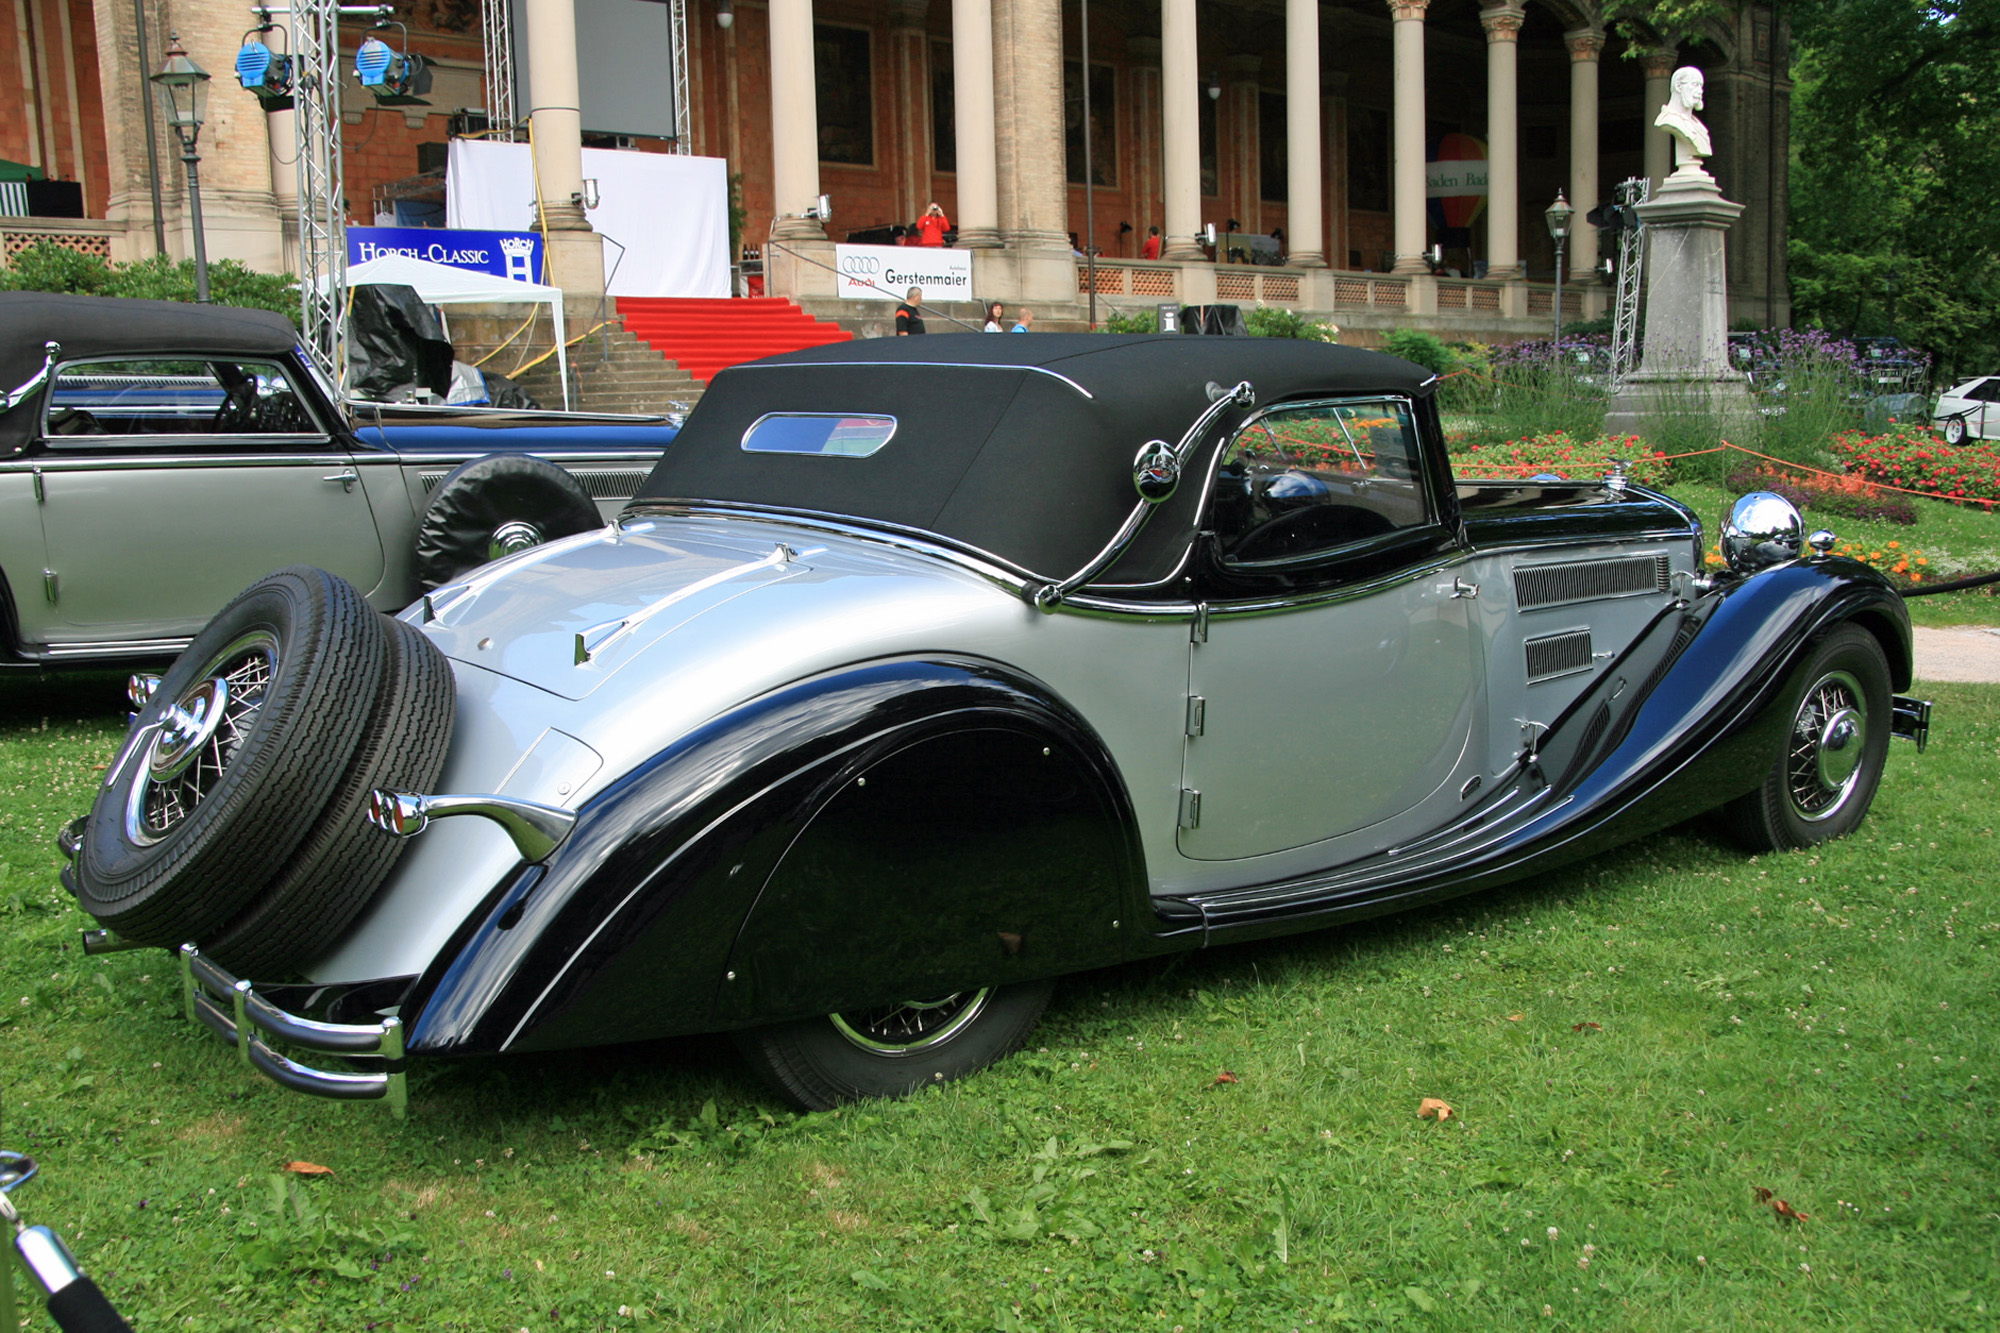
xmin=488 ymin=520 xmax=545 ymax=560
xmin=829 ymin=989 xmax=992 ymax=1056
xmin=123 ymin=631 xmax=277 ymax=847
xmin=1787 ymin=669 xmax=1866 ymax=822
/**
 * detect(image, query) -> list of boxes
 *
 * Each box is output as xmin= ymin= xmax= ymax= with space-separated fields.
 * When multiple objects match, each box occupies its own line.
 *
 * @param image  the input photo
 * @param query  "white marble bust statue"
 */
xmin=1655 ymin=66 xmax=1713 ymax=171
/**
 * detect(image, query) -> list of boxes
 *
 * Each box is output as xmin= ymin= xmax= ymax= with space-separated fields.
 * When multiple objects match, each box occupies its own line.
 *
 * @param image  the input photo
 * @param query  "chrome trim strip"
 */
xmin=32 ymin=637 xmax=192 ymax=661
xmin=1463 ymin=531 xmax=1697 ymax=560
xmin=345 ymin=400 xmax=673 ymax=423
xmin=723 ymin=359 xmax=1097 ymax=400
xmin=9 ymin=450 xmax=344 ymax=470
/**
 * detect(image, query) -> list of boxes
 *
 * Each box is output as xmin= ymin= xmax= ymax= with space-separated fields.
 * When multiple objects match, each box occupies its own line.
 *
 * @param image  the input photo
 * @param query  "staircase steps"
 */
xmin=616 ymin=297 xmax=855 ymax=384
xmin=451 ymin=320 xmax=703 ymax=416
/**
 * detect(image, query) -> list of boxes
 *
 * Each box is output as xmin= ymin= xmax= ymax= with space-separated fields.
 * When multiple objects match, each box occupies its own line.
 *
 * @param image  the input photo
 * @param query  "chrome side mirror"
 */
xmin=1133 ymin=439 xmax=1178 ymax=502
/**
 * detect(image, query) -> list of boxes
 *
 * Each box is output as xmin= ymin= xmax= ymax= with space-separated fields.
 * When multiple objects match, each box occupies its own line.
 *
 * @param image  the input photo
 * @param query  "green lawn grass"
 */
xmin=0 ymin=675 xmax=1994 ymax=1330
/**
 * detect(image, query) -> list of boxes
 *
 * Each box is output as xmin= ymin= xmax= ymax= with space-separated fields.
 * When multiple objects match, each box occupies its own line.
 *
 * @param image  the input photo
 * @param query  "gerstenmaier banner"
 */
xmin=834 ymin=244 xmax=974 ymax=302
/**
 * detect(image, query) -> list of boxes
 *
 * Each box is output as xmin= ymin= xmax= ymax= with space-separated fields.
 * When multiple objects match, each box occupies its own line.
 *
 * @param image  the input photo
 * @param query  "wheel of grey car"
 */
xmin=201 ymin=614 xmax=456 ymax=977
xmin=735 ymin=978 xmax=1057 ymax=1110
xmin=1942 ymin=416 xmax=1969 ymax=446
xmin=1726 ymin=624 xmax=1891 ymax=853
xmin=68 ymin=567 xmax=389 ymax=947
xmin=412 ymin=453 xmax=603 ymax=591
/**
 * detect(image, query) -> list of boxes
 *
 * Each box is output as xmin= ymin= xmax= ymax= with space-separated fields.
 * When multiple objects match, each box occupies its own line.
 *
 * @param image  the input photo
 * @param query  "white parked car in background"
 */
xmin=1933 ymin=376 xmax=2000 ymax=444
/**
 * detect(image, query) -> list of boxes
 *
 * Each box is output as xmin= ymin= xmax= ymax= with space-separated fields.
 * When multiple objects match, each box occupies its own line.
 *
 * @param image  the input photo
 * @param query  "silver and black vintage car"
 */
xmin=0 ymin=291 xmax=677 ymax=666
xmin=60 ymin=334 xmax=1929 ymax=1112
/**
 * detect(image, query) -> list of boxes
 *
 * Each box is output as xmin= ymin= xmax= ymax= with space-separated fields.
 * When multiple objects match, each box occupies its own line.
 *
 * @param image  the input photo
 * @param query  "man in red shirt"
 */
xmin=1141 ymin=226 xmax=1162 ymax=260
xmin=915 ymin=203 xmax=950 ymax=247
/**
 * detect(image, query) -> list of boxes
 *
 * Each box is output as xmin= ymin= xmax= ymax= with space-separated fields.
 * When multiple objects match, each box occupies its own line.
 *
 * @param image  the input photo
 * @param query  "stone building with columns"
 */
xmin=4 ymin=0 xmax=1790 ymax=339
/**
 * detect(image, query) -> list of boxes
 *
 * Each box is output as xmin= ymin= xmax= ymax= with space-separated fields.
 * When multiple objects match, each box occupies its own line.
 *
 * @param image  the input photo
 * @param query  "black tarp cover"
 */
xmin=635 ymin=333 xmax=1435 ymax=587
xmin=346 ymin=282 xmax=453 ymax=402
xmin=0 ymin=291 xmax=301 ymax=455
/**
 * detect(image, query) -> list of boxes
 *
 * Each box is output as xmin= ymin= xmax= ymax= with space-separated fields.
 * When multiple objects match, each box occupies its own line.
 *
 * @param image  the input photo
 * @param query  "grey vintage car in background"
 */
xmin=62 ymin=334 xmax=1929 ymax=1112
xmin=0 ymin=292 xmax=677 ymax=666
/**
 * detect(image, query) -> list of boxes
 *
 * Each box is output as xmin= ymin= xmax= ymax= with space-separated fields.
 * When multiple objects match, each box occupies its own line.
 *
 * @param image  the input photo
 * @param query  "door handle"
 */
xmin=1449 ymin=576 xmax=1479 ymax=599
xmin=323 ymin=468 xmax=359 ymax=493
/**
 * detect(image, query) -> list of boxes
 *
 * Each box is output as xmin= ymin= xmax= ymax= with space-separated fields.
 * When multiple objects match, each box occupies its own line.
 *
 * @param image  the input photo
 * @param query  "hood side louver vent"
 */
xmin=1526 ymin=629 xmax=1594 ymax=682
xmin=1514 ymin=554 xmax=1670 ymax=609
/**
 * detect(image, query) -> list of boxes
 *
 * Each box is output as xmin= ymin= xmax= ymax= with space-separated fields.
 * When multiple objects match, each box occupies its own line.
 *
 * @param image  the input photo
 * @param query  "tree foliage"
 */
xmin=0 ymin=242 xmax=301 ymax=325
xmin=1786 ymin=0 xmax=2000 ymax=376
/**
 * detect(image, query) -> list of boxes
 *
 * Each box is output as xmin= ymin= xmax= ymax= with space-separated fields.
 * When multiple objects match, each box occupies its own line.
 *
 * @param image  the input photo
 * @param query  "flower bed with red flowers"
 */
xmin=1724 ymin=466 xmax=1919 ymax=526
xmin=1452 ymin=432 xmax=1673 ymax=485
xmin=1830 ymin=427 xmax=2000 ymax=509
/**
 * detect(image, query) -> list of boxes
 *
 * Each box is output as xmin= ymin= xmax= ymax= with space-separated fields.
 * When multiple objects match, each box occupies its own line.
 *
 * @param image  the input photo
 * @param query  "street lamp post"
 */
xmin=1544 ymin=190 xmax=1572 ymax=342
xmin=151 ymin=34 xmax=213 ymax=304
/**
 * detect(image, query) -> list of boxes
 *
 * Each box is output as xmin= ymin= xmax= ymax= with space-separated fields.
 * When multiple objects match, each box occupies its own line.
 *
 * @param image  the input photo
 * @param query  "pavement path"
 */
xmin=1912 ymin=626 xmax=2000 ymax=683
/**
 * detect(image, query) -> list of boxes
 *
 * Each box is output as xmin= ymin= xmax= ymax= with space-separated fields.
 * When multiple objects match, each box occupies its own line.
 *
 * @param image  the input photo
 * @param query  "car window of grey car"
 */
xmin=43 ymin=358 xmax=324 ymax=444
xmin=1208 ymin=398 xmax=1430 ymax=566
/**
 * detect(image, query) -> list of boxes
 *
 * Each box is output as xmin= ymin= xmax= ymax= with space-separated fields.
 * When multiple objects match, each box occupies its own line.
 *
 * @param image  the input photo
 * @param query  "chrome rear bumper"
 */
xmin=178 ymin=944 xmax=407 ymax=1118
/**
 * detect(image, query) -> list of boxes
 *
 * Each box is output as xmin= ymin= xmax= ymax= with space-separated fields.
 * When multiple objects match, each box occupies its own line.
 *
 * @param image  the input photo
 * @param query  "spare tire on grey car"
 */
xmin=412 ymin=453 xmax=603 ymax=591
xmin=66 ymin=566 xmax=455 ymax=975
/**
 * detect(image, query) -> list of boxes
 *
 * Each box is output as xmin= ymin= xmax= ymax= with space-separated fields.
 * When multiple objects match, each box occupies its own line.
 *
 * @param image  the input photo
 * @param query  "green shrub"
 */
xmin=1244 ymin=306 xmax=1339 ymax=342
xmin=0 ymin=242 xmax=301 ymax=326
xmin=1381 ymin=328 xmax=1455 ymax=374
xmin=1101 ymin=308 xmax=1159 ymax=334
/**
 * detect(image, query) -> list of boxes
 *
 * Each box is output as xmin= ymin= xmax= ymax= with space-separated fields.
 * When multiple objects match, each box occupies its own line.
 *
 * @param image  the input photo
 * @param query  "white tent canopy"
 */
xmin=343 ymin=252 xmax=569 ymax=409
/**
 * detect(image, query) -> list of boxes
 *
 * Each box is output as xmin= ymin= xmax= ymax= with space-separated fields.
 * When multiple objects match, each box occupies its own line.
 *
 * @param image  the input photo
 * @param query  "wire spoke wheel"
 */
xmin=828 ymin=990 xmax=993 ymax=1055
xmin=1785 ymin=668 xmax=1867 ymax=822
xmin=123 ymin=632 xmax=278 ymax=847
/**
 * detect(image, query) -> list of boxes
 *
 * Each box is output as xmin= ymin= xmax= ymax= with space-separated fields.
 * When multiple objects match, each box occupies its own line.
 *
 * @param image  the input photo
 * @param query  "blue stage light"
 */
xmin=354 ymin=36 xmax=393 ymax=86
xmin=235 ymin=38 xmax=274 ymax=88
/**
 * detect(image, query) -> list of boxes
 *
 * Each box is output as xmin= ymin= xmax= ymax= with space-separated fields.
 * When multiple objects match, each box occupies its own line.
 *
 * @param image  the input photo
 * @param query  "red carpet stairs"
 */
xmin=616 ymin=297 xmax=855 ymax=385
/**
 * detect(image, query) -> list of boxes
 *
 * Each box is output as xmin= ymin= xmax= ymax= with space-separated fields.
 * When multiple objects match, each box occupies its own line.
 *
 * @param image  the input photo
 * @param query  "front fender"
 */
xmin=404 ymin=656 xmax=1145 ymax=1055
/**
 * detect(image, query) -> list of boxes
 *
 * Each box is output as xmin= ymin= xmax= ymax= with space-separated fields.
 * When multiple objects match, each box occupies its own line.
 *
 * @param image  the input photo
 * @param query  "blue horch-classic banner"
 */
xmin=346 ymin=227 xmax=546 ymax=284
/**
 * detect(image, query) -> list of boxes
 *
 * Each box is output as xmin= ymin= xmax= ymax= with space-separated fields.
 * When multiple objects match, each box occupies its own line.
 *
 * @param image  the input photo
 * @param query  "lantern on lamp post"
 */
xmin=151 ymin=33 xmax=213 ymax=304
xmin=1544 ymin=190 xmax=1573 ymax=342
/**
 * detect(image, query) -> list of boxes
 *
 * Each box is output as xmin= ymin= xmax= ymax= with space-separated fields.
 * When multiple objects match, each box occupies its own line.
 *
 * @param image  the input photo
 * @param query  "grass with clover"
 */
xmin=0 ymin=656 xmax=1994 ymax=1331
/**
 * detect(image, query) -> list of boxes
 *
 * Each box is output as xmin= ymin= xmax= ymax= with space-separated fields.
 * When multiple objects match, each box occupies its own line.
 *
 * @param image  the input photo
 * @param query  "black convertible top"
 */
xmin=0 ymin=292 xmax=302 ymax=454
xmin=636 ymin=334 xmax=1435 ymax=586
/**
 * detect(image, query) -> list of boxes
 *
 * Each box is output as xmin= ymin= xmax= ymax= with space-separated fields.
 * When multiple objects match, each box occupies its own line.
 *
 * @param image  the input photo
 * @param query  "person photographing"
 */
xmin=915 ymin=203 xmax=951 ymax=247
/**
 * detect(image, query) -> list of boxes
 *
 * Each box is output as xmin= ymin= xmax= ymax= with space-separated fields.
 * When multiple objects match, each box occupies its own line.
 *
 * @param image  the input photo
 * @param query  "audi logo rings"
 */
xmin=840 ymin=255 xmax=883 ymax=276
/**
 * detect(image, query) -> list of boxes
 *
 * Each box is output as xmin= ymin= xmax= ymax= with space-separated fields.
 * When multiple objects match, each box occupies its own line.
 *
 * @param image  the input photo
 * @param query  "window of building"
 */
xmin=815 ymin=24 xmax=874 ymax=167
xmin=1064 ymin=61 xmax=1117 ymax=186
xmin=1260 ymin=91 xmax=1287 ymax=202
xmin=932 ymin=40 xmax=956 ymax=173
xmin=1348 ymin=106 xmax=1389 ymax=212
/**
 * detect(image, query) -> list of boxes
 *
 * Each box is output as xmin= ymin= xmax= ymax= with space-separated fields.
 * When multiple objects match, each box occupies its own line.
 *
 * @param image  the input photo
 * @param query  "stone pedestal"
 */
xmin=1604 ymin=165 xmax=1752 ymax=438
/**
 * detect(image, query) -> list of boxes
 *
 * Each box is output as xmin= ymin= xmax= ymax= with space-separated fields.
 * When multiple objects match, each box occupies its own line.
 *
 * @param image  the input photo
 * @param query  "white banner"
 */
xmin=834 ymin=244 xmax=974 ymax=303
xmin=1425 ymin=161 xmax=1490 ymax=197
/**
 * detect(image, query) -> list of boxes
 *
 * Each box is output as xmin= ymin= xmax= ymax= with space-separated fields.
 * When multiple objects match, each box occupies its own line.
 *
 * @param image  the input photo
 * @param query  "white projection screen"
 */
xmin=511 ymin=0 xmax=682 ymax=140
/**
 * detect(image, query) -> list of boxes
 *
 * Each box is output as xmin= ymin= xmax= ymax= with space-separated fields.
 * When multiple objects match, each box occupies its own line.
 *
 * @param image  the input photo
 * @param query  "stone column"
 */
xmin=1283 ymin=0 xmax=1324 ymax=268
xmin=992 ymin=0 xmax=1067 ymax=250
xmin=1639 ymin=47 xmax=1677 ymax=189
xmin=1323 ymin=70 xmax=1346 ymax=269
xmin=1480 ymin=5 xmax=1522 ymax=279
xmin=1564 ymin=25 xmax=1603 ymax=282
xmin=526 ymin=0 xmax=604 ymax=294
xmin=767 ymin=0 xmax=826 ymax=242
xmin=952 ymin=0 xmax=1002 ymax=247
xmin=1227 ymin=53 xmax=1262 ymax=236
xmin=1388 ymin=0 xmax=1429 ymax=276
xmin=267 ymin=106 xmax=300 ymax=273
xmin=1129 ymin=35 xmax=1162 ymax=249
xmin=1159 ymin=0 xmax=1203 ymax=260
xmin=889 ymin=0 xmax=931 ymax=228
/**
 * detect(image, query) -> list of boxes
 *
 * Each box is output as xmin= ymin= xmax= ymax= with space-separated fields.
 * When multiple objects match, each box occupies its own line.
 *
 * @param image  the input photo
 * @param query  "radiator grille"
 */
xmin=1525 ymin=629 xmax=1594 ymax=682
xmin=419 ymin=465 xmax=649 ymax=501
xmin=1514 ymin=554 xmax=1669 ymax=609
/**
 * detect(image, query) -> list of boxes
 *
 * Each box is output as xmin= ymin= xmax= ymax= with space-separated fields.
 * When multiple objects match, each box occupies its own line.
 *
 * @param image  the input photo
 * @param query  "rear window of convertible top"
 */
xmin=741 ymin=413 xmax=897 ymax=458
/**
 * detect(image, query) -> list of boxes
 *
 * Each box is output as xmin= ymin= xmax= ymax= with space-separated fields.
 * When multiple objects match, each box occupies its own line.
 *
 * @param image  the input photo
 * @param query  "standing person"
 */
xmin=982 ymin=300 xmax=1006 ymax=333
xmin=895 ymin=288 xmax=926 ymax=336
xmin=915 ymin=203 xmax=951 ymax=247
xmin=1010 ymin=309 xmax=1034 ymax=333
xmin=1141 ymin=226 xmax=1162 ymax=260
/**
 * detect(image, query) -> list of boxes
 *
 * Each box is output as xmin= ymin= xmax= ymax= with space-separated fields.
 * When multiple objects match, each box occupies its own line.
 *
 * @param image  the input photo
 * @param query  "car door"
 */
xmin=1971 ymin=379 xmax=1999 ymax=440
xmin=1178 ymin=396 xmax=1484 ymax=863
xmin=33 ymin=356 xmax=388 ymax=643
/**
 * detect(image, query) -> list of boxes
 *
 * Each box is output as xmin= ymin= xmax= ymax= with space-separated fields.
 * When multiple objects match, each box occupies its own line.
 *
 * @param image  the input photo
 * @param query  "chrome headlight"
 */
xmin=1720 ymin=491 xmax=1804 ymax=574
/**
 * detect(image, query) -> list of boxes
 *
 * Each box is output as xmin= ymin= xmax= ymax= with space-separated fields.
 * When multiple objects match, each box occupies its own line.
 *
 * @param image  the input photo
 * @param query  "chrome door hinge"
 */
xmin=1190 ymin=603 xmax=1208 ymax=644
xmin=31 ymin=467 xmax=43 ymax=502
xmin=1184 ymin=695 xmax=1206 ymax=737
xmin=1450 ymin=575 xmax=1479 ymax=599
xmin=42 ymin=569 xmax=57 ymax=603
xmin=1178 ymin=787 xmax=1202 ymax=829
